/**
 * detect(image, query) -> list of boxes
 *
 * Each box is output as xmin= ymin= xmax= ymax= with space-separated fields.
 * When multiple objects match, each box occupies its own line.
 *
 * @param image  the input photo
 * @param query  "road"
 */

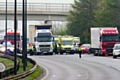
xmin=29 ymin=54 xmax=120 ymax=80
xmin=0 ymin=63 xmax=5 ymax=72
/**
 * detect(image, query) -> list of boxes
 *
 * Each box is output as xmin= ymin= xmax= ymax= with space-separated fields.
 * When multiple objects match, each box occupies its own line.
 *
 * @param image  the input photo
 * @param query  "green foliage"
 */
xmin=56 ymin=27 xmax=68 ymax=35
xmin=94 ymin=0 xmax=120 ymax=27
xmin=67 ymin=0 xmax=120 ymax=43
xmin=67 ymin=0 xmax=96 ymax=43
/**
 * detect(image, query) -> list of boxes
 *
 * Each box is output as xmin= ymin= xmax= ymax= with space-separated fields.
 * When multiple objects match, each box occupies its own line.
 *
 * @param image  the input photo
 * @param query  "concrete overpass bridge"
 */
xmin=0 ymin=2 xmax=72 ymax=21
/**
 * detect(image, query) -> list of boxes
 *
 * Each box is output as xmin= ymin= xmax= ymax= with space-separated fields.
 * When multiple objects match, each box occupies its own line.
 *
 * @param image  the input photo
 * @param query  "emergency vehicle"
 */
xmin=4 ymin=30 xmax=21 ymax=45
xmin=59 ymin=35 xmax=74 ymax=55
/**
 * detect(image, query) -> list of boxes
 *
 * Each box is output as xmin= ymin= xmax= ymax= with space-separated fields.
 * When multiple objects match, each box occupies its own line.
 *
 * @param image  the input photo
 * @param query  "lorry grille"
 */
xmin=64 ymin=48 xmax=71 ymax=50
xmin=40 ymin=48 xmax=50 ymax=52
xmin=105 ymin=44 xmax=114 ymax=48
xmin=39 ymin=45 xmax=50 ymax=47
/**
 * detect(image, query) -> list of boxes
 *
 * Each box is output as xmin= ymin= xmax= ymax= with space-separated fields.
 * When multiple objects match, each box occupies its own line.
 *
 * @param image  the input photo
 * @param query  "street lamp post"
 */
xmin=22 ymin=0 xmax=27 ymax=71
xmin=14 ymin=0 xmax=17 ymax=75
xmin=25 ymin=0 xmax=27 ymax=68
xmin=5 ymin=0 xmax=7 ymax=53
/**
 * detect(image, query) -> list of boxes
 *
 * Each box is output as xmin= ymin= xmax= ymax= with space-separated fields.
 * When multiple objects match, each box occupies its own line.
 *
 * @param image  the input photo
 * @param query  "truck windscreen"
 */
xmin=62 ymin=40 xmax=72 ymax=45
xmin=4 ymin=35 xmax=20 ymax=40
xmin=36 ymin=36 xmax=52 ymax=42
xmin=102 ymin=35 xmax=119 ymax=41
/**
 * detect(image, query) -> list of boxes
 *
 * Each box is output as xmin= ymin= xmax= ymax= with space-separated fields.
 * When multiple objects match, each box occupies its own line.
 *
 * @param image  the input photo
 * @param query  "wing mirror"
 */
xmin=100 ymin=36 xmax=101 ymax=41
xmin=34 ymin=37 xmax=36 ymax=41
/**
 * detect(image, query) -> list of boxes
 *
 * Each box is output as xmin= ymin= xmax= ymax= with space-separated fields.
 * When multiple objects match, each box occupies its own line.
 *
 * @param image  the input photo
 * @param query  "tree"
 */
xmin=67 ymin=0 xmax=96 ymax=43
xmin=56 ymin=27 xmax=67 ymax=35
xmin=94 ymin=0 xmax=120 ymax=29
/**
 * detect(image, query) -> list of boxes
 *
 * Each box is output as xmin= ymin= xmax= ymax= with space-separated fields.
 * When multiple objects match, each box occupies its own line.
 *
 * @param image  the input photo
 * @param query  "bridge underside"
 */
xmin=0 ymin=14 xmax=67 ymax=21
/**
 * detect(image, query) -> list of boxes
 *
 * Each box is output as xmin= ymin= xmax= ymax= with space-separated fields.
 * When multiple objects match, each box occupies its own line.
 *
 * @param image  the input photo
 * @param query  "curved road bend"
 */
xmin=29 ymin=54 xmax=120 ymax=80
xmin=0 ymin=63 xmax=5 ymax=72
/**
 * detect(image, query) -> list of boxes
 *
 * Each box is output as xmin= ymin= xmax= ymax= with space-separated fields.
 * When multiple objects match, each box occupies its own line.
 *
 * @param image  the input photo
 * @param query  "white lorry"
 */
xmin=28 ymin=24 xmax=53 ymax=55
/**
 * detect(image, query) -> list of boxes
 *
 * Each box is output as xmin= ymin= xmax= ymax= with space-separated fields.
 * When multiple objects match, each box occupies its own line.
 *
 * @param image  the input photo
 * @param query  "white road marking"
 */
xmin=0 ymin=63 xmax=5 ymax=72
xmin=40 ymin=65 xmax=49 ymax=80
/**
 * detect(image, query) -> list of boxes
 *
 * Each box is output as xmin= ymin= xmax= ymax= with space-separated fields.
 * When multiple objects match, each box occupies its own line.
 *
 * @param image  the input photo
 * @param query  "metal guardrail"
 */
xmin=0 ymin=54 xmax=20 ymax=79
xmin=0 ymin=54 xmax=37 ymax=80
xmin=0 ymin=2 xmax=72 ymax=12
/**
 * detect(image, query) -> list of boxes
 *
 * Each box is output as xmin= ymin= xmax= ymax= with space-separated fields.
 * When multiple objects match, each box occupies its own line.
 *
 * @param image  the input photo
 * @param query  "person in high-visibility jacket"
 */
xmin=53 ymin=42 xmax=58 ymax=54
xmin=29 ymin=43 xmax=34 ymax=55
xmin=78 ymin=43 xmax=82 ymax=58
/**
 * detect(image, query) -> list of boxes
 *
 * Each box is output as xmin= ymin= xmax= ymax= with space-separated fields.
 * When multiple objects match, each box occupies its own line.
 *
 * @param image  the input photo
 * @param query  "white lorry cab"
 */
xmin=29 ymin=25 xmax=53 ymax=55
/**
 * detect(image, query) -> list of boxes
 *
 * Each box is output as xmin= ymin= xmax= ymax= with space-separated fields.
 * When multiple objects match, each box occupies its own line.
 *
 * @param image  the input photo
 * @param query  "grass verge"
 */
xmin=0 ymin=57 xmax=14 ymax=70
xmin=17 ymin=57 xmax=42 ymax=80
xmin=0 ymin=56 xmax=42 ymax=80
xmin=19 ymin=65 xmax=42 ymax=80
xmin=17 ymin=58 xmax=34 ymax=74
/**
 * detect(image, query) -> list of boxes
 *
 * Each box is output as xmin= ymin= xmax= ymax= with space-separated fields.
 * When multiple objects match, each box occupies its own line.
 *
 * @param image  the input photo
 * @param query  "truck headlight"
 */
xmin=113 ymin=51 xmax=119 ymax=53
xmin=10 ymin=48 xmax=14 ymax=52
xmin=1 ymin=48 xmax=5 ymax=52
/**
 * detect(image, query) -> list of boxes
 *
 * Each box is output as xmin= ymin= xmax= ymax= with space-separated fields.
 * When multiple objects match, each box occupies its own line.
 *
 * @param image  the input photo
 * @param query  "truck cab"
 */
xmin=35 ymin=29 xmax=53 ymax=55
xmin=29 ymin=25 xmax=53 ymax=55
xmin=100 ymin=28 xmax=119 ymax=55
xmin=91 ymin=27 xmax=119 ymax=56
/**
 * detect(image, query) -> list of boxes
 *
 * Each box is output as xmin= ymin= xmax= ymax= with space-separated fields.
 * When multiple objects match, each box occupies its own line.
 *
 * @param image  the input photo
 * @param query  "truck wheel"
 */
xmin=94 ymin=53 xmax=97 ymax=56
xmin=113 ymin=55 xmax=117 ymax=59
xmin=55 ymin=52 xmax=58 ymax=55
xmin=87 ymin=50 xmax=90 ymax=54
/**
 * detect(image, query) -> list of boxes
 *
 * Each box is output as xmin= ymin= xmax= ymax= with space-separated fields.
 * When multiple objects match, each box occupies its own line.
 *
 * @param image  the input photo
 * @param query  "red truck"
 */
xmin=4 ymin=30 xmax=21 ymax=45
xmin=90 ymin=27 xmax=119 ymax=56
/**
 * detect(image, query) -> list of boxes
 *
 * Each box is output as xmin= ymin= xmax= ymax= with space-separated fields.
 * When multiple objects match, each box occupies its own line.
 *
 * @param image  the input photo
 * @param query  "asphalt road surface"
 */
xmin=29 ymin=54 xmax=120 ymax=80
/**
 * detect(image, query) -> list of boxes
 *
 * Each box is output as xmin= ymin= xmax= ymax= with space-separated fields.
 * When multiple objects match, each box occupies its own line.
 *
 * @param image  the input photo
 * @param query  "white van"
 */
xmin=113 ymin=43 xmax=120 ymax=58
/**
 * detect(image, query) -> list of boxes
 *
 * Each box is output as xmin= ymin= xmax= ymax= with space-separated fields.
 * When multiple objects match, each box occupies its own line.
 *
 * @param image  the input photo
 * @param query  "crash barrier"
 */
xmin=0 ymin=54 xmax=37 ymax=80
xmin=0 ymin=53 xmax=20 ymax=79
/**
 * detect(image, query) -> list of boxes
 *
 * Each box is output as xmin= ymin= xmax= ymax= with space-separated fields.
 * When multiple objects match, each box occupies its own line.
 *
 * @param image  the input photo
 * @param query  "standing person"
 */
xmin=54 ymin=42 xmax=58 ymax=54
xmin=29 ymin=43 xmax=34 ymax=56
xmin=53 ymin=42 xmax=58 ymax=54
xmin=78 ymin=43 xmax=82 ymax=58
xmin=33 ymin=44 xmax=36 ymax=55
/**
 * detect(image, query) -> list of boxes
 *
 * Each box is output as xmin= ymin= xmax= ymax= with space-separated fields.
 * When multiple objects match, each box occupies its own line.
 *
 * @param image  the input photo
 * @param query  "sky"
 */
xmin=0 ymin=0 xmax=74 ymax=3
